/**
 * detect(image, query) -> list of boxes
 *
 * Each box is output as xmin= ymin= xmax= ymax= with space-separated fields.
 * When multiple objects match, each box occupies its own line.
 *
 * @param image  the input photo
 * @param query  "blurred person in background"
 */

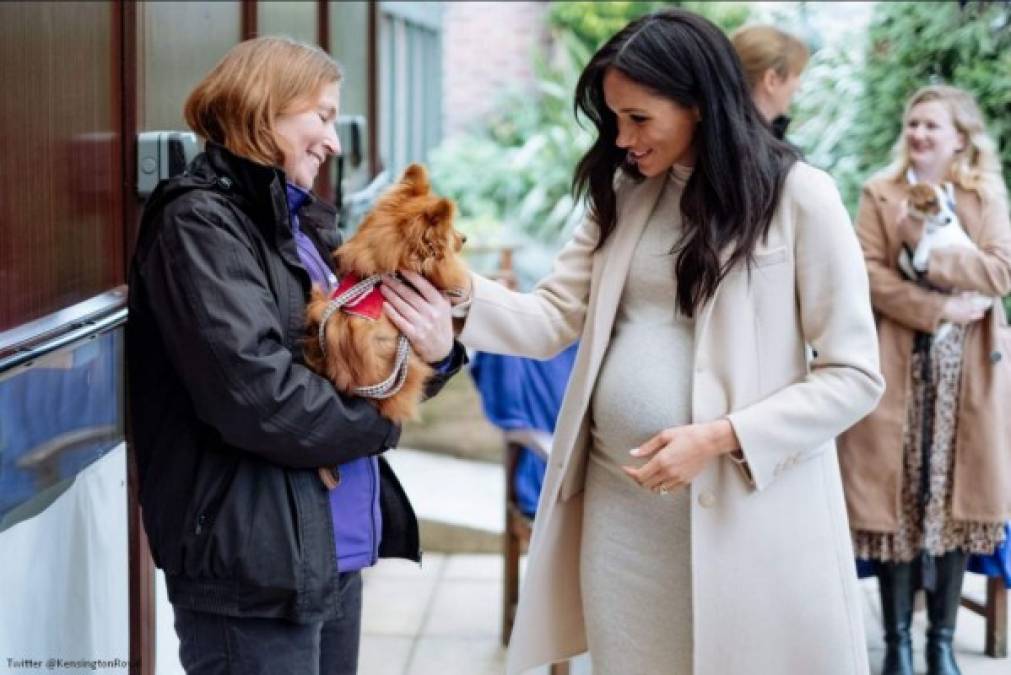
xmin=839 ymin=84 xmax=1011 ymax=675
xmin=731 ymin=24 xmax=809 ymax=140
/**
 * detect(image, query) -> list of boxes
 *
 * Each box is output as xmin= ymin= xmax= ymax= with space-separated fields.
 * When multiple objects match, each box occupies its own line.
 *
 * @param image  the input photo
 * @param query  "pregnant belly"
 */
xmin=589 ymin=322 xmax=693 ymax=470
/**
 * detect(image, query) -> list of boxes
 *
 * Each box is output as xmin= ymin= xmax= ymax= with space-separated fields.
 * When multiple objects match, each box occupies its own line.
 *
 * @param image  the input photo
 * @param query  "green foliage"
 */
xmin=547 ymin=1 xmax=669 ymax=50
xmin=791 ymin=1 xmax=1011 ymax=214
xmin=788 ymin=31 xmax=869 ymax=213
xmin=428 ymin=33 xmax=593 ymax=285
xmin=430 ymin=0 xmax=752 ymax=273
xmin=548 ymin=1 xmax=750 ymax=51
xmin=430 ymin=32 xmax=593 ymax=243
xmin=858 ymin=2 xmax=1011 ymax=187
xmin=788 ymin=0 xmax=1011 ymax=318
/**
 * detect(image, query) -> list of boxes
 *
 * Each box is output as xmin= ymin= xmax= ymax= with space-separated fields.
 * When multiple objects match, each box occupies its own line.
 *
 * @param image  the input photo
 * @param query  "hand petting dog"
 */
xmin=303 ymin=163 xmax=470 ymax=423
xmin=380 ymin=270 xmax=454 ymax=364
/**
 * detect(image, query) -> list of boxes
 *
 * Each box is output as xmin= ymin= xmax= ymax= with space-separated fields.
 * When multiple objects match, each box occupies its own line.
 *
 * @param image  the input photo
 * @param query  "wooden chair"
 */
xmin=501 ymin=430 xmax=569 ymax=675
xmin=961 ymin=576 xmax=1007 ymax=657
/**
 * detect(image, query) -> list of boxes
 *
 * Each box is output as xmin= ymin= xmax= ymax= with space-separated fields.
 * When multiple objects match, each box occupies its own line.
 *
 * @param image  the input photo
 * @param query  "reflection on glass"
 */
xmin=0 ymin=330 xmax=123 ymax=531
xmin=330 ymin=1 xmax=372 ymax=200
xmin=259 ymin=0 xmax=317 ymax=44
xmin=140 ymin=1 xmax=241 ymax=132
xmin=0 ymin=1 xmax=122 ymax=330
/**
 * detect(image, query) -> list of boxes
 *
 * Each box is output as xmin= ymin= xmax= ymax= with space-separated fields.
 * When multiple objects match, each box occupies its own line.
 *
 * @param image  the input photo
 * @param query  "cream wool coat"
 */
xmin=459 ymin=162 xmax=885 ymax=675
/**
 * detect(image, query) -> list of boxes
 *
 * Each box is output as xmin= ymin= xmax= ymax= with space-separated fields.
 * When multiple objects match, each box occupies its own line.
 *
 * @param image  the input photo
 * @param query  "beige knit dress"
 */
xmin=583 ymin=166 xmax=694 ymax=675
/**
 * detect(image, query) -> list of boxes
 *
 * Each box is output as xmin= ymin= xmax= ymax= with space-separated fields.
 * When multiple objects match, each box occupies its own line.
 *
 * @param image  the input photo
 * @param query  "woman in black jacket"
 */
xmin=127 ymin=37 xmax=464 ymax=675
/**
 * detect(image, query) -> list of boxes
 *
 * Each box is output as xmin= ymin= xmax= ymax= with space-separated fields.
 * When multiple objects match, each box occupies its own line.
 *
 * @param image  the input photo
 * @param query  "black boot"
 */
xmin=877 ymin=561 xmax=916 ymax=675
xmin=925 ymin=550 xmax=967 ymax=675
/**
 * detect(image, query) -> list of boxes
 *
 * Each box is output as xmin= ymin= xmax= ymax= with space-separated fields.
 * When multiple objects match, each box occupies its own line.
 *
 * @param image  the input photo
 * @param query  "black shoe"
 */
xmin=925 ymin=550 xmax=967 ymax=675
xmin=877 ymin=562 xmax=915 ymax=675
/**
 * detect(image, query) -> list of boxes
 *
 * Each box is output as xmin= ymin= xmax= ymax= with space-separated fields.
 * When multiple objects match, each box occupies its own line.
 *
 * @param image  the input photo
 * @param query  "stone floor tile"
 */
xmin=363 ymin=577 xmax=438 ymax=636
xmin=421 ymin=579 xmax=501 ymax=637
xmin=406 ymin=637 xmax=506 ymax=675
xmin=443 ymin=553 xmax=504 ymax=581
xmin=386 ymin=449 xmax=504 ymax=533
xmin=358 ymin=635 xmax=414 ymax=675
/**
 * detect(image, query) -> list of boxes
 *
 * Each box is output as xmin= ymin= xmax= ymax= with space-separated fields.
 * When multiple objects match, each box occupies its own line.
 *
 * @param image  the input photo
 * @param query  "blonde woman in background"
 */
xmin=731 ymin=24 xmax=809 ymax=139
xmin=839 ymin=84 xmax=1011 ymax=675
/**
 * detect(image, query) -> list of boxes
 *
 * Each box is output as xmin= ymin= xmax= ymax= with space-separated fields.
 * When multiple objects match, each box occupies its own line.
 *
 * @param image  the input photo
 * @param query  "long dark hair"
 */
xmin=573 ymin=9 xmax=799 ymax=317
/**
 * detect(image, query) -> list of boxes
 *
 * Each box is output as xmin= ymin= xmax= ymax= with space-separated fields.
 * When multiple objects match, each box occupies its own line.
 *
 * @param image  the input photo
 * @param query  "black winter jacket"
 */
xmin=127 ymin=143 xmax=464 ymax=622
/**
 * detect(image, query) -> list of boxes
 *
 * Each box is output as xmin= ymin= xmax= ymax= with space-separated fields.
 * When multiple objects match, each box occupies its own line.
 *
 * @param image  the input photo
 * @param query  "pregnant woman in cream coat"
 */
xmin=383 ymin=9 xmax=884 ymax=675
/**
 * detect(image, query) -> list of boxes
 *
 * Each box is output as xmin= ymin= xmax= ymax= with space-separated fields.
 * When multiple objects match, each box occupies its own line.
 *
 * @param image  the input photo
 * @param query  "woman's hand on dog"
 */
xmin=380 ymin=270 xmax=455 ymax=363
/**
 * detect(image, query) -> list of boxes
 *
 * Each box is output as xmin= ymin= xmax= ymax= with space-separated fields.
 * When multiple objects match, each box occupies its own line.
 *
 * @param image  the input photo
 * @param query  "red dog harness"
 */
xmin=331 ymin=273 xmax=385 ymax=321
xmin=316 ymin=273 xmax=411 ymax=400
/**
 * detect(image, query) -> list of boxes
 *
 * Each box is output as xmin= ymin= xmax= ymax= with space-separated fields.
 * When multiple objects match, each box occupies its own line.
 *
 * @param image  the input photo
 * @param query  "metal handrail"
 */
xmin=0 ymin=287 xmax=128 ymax=375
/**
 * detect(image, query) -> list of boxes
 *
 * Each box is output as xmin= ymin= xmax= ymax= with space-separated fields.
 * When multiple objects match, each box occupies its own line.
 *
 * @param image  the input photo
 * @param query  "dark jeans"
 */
xmin=173 ymin=571 xmax=363 ymax=675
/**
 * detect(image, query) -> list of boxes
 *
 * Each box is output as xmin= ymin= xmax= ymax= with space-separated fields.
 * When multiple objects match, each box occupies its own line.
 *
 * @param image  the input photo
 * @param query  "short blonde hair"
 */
xmin=184 ymin=37 xmax=342 ymax=167
xmin=731 ymin=24 xmax=809 ymax=90
xmin=888 ymin=84 xmax=1005 ymax=199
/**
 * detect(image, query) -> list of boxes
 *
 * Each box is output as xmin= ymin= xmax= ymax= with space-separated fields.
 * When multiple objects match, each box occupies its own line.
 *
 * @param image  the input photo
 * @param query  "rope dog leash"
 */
xmin=317 ymin=274 xmax=412 ymax=399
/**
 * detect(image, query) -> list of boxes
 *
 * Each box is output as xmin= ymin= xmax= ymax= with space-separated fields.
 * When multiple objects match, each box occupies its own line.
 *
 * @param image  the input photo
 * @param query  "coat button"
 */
xmin=698 ymin=491 xmax=716 ymax=508
xmin=991 ymin=351 xmax=1002 ymax=363
xmin=217 ymin=176 xmax=233 ymax=190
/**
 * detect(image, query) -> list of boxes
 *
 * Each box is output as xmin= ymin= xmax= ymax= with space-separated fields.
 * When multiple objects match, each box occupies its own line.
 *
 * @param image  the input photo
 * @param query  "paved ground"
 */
xmin=358 ymin=554 xmax=591 ymax=675
xmin=154 ymin=447 xmax=1008 ymax=674
xmin=356 ymin=554 xmax=1007 ymax=675
xmin=156 ymin=554 xmax=1007 ymax=675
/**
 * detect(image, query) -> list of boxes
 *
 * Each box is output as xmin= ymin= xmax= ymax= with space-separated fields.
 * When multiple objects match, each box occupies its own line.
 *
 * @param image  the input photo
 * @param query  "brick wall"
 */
xmin=442 ymin=1 xmax=551 ymax=137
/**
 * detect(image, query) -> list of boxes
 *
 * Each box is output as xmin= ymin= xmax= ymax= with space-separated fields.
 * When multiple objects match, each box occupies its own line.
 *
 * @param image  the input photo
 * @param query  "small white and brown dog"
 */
xmin=898 ymin=178 xmax=990 ymax=339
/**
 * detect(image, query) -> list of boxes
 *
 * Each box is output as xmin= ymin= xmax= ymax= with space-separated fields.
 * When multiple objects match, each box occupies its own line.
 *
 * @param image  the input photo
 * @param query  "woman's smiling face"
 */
xmin=904 ymin=99 xmax=965 ymax=180
xmin=603 ymin=68 xmax=700 ymax=177
xmin=274 ymin=80 xmax=341 ymax=189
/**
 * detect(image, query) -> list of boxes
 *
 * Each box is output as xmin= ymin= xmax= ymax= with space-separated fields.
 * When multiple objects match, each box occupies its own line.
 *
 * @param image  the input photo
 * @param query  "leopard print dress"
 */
xmin=853 ymin=324 xmax=1006 ymax=562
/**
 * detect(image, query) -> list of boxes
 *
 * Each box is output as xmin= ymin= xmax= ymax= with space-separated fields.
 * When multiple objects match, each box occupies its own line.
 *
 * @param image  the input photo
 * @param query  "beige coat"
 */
xmin=459 ymin=163 xmax=885 ymax=675
xmin=838 ymin=174 xmax=1011 ymax=531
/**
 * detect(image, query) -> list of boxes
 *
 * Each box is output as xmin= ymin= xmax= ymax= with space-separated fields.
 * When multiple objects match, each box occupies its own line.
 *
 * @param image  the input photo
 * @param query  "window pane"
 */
xmin=0 ymin=329 xmax=124 ymax=531
xmin=139 ymin=1 xmax=242 ymax=132
xmin=378 ymin=6 xmax=443 ymax=178
xmin=0 ymin=1 xmax=122 ymax=331
xmin=259 ymin=1 xmax=317 ymax=44
xmin=329 ymin=2 xmax=372 ymax=201
xmin=0 ymin=328 xmax=127 ymax=661
xmin=330 ymin=1 xmax=369 ymax=119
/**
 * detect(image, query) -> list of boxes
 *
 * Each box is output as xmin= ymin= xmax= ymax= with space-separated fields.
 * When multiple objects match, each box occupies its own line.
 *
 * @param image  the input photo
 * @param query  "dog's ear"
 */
xmin=909 ymin=183 xmax=936 ymax=204
xmin=427 ymin=197 xmax=454 ymax=224
xmin=400 ymin=163 xmax=430 ymax=196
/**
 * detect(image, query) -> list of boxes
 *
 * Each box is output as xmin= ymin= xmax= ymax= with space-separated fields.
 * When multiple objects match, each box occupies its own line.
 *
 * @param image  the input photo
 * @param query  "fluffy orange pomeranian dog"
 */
xmin=304 ymin=163 xmax=469 ymax=425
